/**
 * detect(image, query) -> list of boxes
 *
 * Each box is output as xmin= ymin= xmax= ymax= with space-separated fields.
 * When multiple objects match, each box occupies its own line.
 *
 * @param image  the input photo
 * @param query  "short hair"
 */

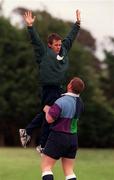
xmin=47 ymin=33 xmax=62 ymax=45
xmin=70 ymin=77 xmax=85 ymax=94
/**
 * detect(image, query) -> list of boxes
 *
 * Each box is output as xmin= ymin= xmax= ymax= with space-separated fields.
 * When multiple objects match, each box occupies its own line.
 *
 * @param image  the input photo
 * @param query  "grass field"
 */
xmin=0 ymin=148 xmax=114 ymax=180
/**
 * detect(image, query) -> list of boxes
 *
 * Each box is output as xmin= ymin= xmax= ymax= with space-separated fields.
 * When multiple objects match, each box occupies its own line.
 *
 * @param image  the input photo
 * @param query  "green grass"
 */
xmin=0 ymin=148 xmax=114 ymax=180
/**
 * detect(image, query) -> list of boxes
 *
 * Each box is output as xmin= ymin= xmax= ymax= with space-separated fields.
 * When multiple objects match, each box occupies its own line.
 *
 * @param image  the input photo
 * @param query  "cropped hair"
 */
xmin=71 ymin=77 xmax=85 ymax=94
xmin=47 ymin=33 xmax=62 ymax=45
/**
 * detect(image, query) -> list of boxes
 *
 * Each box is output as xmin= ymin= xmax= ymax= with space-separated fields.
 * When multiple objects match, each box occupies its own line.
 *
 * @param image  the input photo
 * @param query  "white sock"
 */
xmin=66 ymin=174 xmax=76 ymax=180
xmin=42 ymin=171 xmax=53 ymax=177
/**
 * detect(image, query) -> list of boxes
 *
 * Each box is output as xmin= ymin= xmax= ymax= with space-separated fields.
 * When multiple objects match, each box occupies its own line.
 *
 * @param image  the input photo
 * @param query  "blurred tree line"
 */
xmin=0 ymin=8 xmax=114 ymax=147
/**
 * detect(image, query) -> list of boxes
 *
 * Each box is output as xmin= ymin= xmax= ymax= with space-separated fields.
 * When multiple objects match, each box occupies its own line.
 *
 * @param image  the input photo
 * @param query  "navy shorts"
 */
xmin=43 ymin=131 xmax=78 ymax=160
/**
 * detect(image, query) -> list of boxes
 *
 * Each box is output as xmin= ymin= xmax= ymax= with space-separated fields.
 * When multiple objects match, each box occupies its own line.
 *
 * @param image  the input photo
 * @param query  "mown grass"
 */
xmin=0 ymin=148 xmax=114 ymax=180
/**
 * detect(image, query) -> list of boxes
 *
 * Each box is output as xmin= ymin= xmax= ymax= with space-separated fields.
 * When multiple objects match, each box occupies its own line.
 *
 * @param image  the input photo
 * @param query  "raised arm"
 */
xmin=62 ymin=9 xmax=81 ymax=52
xmin=24 ymin=11 xmax=45 ymax=63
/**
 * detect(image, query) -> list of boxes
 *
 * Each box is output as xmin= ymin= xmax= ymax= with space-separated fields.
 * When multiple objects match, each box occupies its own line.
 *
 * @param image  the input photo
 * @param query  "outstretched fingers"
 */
xmin=23 ymin=10 xmax=36 ymax=25
xmin=76 ymin=9 xmax=81 ymax=22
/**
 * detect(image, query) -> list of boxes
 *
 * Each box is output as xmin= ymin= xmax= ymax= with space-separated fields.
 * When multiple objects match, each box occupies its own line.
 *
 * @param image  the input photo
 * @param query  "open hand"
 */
xmin=23 ymin=11 xmax=36 ymax=26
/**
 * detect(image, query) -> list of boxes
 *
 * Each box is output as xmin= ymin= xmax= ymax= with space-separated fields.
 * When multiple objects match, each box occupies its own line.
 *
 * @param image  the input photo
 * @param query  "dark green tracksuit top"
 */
xmin=28 ymin=22 xmax=80 ymax=86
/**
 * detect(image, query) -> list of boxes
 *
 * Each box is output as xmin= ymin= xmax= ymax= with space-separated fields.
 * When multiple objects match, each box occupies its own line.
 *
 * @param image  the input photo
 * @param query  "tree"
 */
xmin=101 ymin=37 xmax=114 ymax=107
xmin=0 ymin=16 xmax=40 ymax=145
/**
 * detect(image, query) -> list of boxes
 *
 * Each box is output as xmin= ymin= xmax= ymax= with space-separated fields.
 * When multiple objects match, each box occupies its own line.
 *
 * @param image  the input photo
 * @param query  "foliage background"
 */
xmin=0 ymin=7 xmax=114 ymax=147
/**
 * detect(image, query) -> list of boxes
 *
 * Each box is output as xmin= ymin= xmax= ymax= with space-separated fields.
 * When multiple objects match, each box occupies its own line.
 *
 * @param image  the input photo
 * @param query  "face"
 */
xmin=48 ymin=39 xmax=62 ymax=54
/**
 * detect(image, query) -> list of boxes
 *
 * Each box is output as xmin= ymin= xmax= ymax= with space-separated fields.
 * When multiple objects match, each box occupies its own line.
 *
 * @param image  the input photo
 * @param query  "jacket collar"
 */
xmin=62 ymin=92 xmax=79 ymax=97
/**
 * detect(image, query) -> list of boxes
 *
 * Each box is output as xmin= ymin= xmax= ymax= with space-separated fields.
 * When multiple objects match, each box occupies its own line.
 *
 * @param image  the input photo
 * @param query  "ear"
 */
xmin=67 ymin=82 xmax=72 ymax=91
xmin=69 ymin=83 xmax=72 ymax=90
xmin=48 ymin=43 xmax=52 ymax=48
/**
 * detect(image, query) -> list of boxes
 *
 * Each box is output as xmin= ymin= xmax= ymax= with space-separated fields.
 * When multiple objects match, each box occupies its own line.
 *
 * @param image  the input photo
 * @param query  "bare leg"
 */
xmin=61 ymin=158 xmax=76 ymax=179
xmin=41 ymin=154 xmax=56 ymax=180
xmin=41 ymin=154 xmax=56 ymax=171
